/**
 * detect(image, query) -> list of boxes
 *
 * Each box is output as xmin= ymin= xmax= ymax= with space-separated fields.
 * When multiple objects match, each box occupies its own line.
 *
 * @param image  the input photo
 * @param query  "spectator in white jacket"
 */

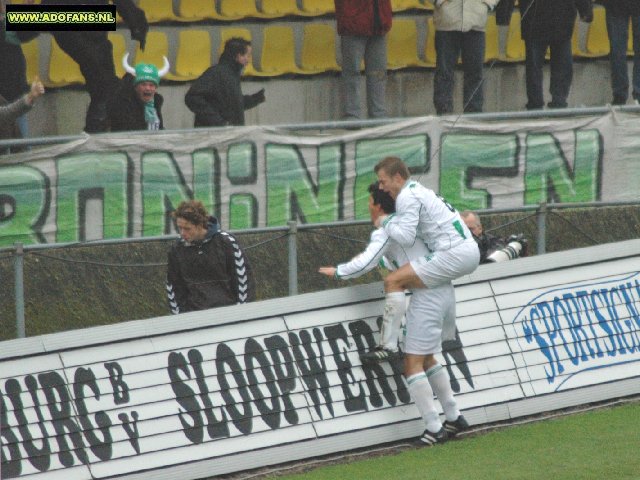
xmin=432 ymin=0 xmax=499 ymax=115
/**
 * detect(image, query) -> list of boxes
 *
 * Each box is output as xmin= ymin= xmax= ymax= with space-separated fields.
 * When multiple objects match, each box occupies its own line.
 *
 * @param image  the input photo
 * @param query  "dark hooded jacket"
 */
xmin=518 ymin=0 xmax=593 ymax=42
xmin=166 ymin=217 xmax=254 ymax=314
xmin=598 ymin=0 xmax=640 ymax=16
xmin=184 ymin=53 xmax=263 ymax=127
xmin=108 ymin=73 xmax=164 ymax=132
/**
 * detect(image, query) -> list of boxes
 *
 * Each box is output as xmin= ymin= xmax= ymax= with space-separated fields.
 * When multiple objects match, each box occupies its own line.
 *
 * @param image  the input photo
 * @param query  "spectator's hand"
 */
xmin=26 ymin=79 xmax=44 ymax=105
xmin=581 ymin=11 xmax=593 ymax=23
xmin=254 ymin=88 xmax=266 ymax=104
xmin=318 ymin=267 xmax=337 ymax=277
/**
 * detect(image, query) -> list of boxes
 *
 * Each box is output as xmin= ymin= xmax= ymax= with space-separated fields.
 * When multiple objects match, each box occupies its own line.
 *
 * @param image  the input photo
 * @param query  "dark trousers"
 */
xmin=605 ymin=7 xmax=640 ymax=103
xmin=52 ymin=31 xmax=119 ymax=132
xmin=524 ymin=38 xmax=573 ymax=110
xmin=433 ymin=30 xmax=485 ymax=115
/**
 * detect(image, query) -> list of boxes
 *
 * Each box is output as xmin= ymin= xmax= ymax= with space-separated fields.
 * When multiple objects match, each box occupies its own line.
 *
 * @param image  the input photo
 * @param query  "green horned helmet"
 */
xmin=122 ymin=53 xmax=170 ymax=86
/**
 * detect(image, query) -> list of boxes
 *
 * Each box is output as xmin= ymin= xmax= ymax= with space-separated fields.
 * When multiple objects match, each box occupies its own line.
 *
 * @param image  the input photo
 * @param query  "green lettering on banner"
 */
xmin=439 ymin=133 xmax=518 ymax=211
xmin=354 ymin=136 xmax=429 ymax=220
xmin=0 ymin=166 xmax=48 ymax=247
xmin=266 ymin=144 xmax=343 ymax=225
xmin=227 ymin=143 xmax=257 ymax=185
xmin=192 ymin=148 xmax=220 ymax=220
xmin=230 ymin=194 xmax=258 ymax=229
xmin=524 ymin=130 xmax=602 ymax=204
xmin=56 ymin=153 xmax=131 ymax=243
xmin=142 ymin=152 xmax=191 ymax=236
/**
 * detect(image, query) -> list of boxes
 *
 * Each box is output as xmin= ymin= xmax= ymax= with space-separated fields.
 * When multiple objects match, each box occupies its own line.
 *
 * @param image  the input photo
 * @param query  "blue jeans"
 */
xmin=524 ymin=38 xmax=573 ymax=110
xmin=605 ymin=8 xmax=640 ymax=103
xmin=433 ymin=30 xmax=485 ymax=115
xmin=340 ymin=34 xmax=387 ymax=119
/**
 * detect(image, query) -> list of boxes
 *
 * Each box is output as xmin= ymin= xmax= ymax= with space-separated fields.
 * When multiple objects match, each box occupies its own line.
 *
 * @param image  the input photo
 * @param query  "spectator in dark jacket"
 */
xmin=599 ymin=0 xmax=640 ymax=104
xmin=40 ymin=0 xmax=148 ymax=133
xmin=109 ymin=54 xmax=168 ymax=132
xmin=185 ymin=37 xmax=265 ymax=127
xmin=516 ymin=0 xmax=593 ymax=110
xmin=334 ymin=0 xmax=392 ymax=119
xmin=166 ymin=200 xmax=255 ymax=314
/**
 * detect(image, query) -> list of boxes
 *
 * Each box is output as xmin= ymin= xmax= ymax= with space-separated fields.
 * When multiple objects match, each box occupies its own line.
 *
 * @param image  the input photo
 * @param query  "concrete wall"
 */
xmin=26 ymin=58 xmax=619 ymax=137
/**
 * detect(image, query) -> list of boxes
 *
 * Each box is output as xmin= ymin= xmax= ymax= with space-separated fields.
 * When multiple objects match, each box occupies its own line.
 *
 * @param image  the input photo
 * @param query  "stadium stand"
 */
xmin=168 ymin=29 xmax=212 ymax=81
xmin=20 ymin=37 xmax=40 ymax=84
xmin=424 ymin=16 xmax=437 ymax=67
xmin=300 ymin=22 xmax=340 ymax=74
xmin=500 ymin=10 xmax=526 ymax=63
xmin=485 ymin=14 xmax=500 ymax=62
xmin=47 ymin=37 xmax=85 ymax=87
xmin=387 ymin=18 xmax=427 ymax=69
xmin=218 ymin=0 xmax=263 ymax=20
xmin=257 ymin=24 xmax=304 ymax=75
xmin=258 ymin=0 xmax=302 ymax=18
xmin=108 ymin=32 xmax=128 ymax=78
xmin=133 ymin=30 xmax=170 ymax=71
xmin=176 ymin=0 xmax=221 ymax=22
xmin=299 ymin=0 xmax=335 ymax=16
xmin=137 ymin=0 xmax=178 ymax=23
xmin=575 ymin=6 xmax=610 ymax=58
xmin=391 ymin=0 xmax=429 ymax=12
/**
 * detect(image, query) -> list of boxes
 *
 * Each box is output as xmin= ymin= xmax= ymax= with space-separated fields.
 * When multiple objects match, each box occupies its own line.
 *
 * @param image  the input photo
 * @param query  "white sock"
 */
xmin=380 ymin=292 xmax=406 ymax=351
xmin=406 ymin=372 xmax=441 ymax=433
xmin=427 ymin=364 xmax=460 ymax=422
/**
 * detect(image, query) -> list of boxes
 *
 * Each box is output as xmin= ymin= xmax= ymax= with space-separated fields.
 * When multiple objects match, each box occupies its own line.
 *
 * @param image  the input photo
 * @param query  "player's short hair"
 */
xmin=374 ymin=156 xmax=410 ymax=179
xmin=368 ymin=181 xmax=395 ymax=214
xmin=172 ymin=200 xmax=208 ymax=228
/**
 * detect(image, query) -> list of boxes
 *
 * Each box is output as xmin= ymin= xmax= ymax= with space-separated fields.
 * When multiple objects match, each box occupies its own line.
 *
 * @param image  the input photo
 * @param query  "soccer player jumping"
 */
xmin=374 ymin=156 xmax=480 ymax=446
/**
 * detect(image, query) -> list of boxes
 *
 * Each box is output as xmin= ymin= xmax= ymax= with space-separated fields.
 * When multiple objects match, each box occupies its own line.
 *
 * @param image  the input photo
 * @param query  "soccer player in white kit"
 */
xmin=319 ymin=183 xmax=458 ymax=364
xmin=374 ymin=156 xmax=480 ymax=446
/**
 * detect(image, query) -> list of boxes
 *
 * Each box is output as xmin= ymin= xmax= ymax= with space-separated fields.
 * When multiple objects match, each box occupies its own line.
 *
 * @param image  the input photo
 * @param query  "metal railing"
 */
xmin=3 ymin=199 xmax=640 ymax=339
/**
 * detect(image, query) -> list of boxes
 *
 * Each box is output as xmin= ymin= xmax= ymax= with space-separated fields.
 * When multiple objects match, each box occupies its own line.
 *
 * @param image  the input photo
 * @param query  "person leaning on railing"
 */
xmin=0 ymin=79 xmax=44 ymax=128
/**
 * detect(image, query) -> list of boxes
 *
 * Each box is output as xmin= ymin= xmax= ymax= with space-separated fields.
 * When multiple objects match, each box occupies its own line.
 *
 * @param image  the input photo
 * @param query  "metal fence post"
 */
xmin=14 ymin=242 xmax=26 ymax=338
xmin=287 ymin=220 xmax=298 ymax=296
xmin=536 ymin=203 xmax=547 ymax=255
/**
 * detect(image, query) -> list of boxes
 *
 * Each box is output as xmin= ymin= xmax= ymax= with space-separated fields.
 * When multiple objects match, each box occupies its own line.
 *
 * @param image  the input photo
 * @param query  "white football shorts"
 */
xmin=409 ymin=239 xmax=479 ymax=289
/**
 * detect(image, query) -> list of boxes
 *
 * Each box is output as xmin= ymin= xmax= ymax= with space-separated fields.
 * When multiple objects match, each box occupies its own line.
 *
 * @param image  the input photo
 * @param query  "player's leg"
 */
xmin=404 ymin=353 xmax=447 ymax=446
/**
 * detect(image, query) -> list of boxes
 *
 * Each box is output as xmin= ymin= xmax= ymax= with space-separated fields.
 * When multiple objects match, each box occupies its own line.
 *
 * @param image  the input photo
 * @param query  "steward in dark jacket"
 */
xmin=518 ymin=0 xmax=593 ymax=42
xmin=185 ymin=37 xmax=265 ymax=127
xmin=166 ymin=201 xmax=254 ymax=314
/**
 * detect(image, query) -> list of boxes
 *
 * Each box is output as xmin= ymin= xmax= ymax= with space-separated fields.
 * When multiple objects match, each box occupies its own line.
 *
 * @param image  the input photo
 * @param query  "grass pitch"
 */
xmin=270 ymin=400 xmax=640 ymax=480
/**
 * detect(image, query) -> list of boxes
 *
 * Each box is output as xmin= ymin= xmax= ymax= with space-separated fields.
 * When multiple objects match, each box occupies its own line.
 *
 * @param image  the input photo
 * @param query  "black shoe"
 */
xmin=418 ymin=427 xmax=448 ymax=446
xmin=359 ymin=346 xmax=402 ymax=365
xmin=443 ymin=415 xmax=469 ymax=437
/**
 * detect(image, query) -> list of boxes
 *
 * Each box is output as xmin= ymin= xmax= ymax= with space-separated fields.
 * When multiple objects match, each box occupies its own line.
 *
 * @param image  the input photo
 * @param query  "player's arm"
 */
xmin=319 ymin=229 xmax=390 ymax=280
xmin=380 ymin=193 xmax=420 ymax=247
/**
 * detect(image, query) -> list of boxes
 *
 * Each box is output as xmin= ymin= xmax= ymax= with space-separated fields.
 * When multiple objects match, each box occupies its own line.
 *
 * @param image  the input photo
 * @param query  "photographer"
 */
xmin=461 ymin=211 xmax=528 ymax=264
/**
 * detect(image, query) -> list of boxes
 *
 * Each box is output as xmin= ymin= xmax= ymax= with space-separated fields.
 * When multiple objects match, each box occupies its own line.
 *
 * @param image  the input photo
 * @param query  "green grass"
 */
xmin=274 ymin=401 xmax=640 ymax=480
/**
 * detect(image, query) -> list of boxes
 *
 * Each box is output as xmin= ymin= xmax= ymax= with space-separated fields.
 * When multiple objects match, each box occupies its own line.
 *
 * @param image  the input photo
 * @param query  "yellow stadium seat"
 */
xmin=484 ymin=14 xmax=499 ymax=62
xmin=423 ymin=0 xmax=434 ymax=10
xmin=258 ymin=25 xmax=304 ymax=75
xmin=299 ymin=0 xmax=335 ymax=16
xmin=167 ymin=30 xmax=212 ymax=81
xmin=500 ymin=10 xmax=525 ymax=62
xmin=177 ymin=0 xmax=224 ymax=21
xmin=391 ymin=0 xmax=428 ymax=12
xmin=300 ymin=23 xmax=340 ymax=74
xmin=108 ymin=32 xmax=128 ymax=78
xmin=219 ymin=0 xmax=262 ymax=20
xmin=387 ymin=18 xmax=427 ymax=69
xmin=218 ymin=28 xmax=259 ymax=76
xmin=137 ymin=0 xmax=178 ymax=22
xmin=629 ymin=20 xmax=634 ymax=56
xmin=133 ymin=30 xmax=170 ymax=73
xmin=575 ymin=7 xmax=609 ymax=57
xmin=424 ymin=16 xmax=436 ymax=67
xmin=20 ymin=37 xmax=40 ymax=84
xmin=259 ymin=0 xmax=301 ymax=18
xmin=47 ymin=39 xmax=84 ymax=87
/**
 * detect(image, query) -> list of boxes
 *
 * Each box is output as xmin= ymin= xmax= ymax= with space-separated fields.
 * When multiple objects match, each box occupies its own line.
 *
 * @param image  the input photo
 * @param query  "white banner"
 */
xmin=1 ymin=112 xmax=640 ymax=247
